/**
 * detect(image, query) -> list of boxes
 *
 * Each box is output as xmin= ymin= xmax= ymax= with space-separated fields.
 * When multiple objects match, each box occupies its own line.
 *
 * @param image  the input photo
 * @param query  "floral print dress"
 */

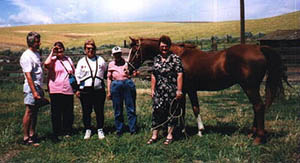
xmin=152 ymin=53 xmax=184 ymax=128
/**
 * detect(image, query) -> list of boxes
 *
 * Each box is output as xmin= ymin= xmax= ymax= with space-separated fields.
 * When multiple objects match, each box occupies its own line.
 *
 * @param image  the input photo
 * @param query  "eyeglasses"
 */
xmin=86 ymin=47 xmax=95 ymax=51
xmin=54 ymin=47 xmax=64 ymax=53
xmin=160 ymin=45 xmax=169 ymax=49
xmin=34 ymin=40 xmax=40 ymax=44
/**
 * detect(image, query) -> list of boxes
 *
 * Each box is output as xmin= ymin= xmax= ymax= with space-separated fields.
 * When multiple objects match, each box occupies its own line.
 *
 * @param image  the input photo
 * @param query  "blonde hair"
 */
xmin=84 ymin=39 xmax=96 ymax=50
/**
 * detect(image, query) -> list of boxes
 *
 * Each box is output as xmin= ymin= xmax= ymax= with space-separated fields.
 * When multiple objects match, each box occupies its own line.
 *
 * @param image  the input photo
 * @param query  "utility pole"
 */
xmin=240 ymin=0 xmax=245 ymax=44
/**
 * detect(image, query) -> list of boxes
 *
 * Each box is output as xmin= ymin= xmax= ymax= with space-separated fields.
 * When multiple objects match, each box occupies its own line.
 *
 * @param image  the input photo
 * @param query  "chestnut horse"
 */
xmin=127 ymin=37 xmax=288 ymax=144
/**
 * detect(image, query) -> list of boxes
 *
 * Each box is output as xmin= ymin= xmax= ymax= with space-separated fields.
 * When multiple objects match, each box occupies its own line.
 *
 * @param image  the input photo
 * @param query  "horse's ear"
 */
xmin=129 ymin=36 xmax=136 ymax=42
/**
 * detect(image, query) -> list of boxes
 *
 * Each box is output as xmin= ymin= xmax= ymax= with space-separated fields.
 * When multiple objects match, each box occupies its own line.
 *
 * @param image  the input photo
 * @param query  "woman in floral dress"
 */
xmin=147 ymin=35 xmax=184 ymax=145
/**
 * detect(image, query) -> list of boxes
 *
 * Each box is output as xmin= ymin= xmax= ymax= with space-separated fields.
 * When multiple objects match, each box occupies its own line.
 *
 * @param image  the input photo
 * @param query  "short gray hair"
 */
xmin=26 ymin=32 xmax=40 ymax=47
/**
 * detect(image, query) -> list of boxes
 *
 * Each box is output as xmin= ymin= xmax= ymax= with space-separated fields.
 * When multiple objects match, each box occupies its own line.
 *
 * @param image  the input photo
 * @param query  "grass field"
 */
xmin=0 ymin=80 xmax=299 ymax=162
xmin=0 ymin=11 xmax=299 ymax=51
xmin=0 ymin=11 xmax=299 ymax=162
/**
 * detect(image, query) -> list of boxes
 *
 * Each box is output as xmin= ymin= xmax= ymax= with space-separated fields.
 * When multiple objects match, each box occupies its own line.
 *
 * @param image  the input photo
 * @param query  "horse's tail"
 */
xmin=260 ymin=46 xmax=290 ymax=109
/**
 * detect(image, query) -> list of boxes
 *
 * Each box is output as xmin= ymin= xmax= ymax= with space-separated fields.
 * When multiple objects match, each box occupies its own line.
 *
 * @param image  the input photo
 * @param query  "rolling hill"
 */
xmin=0 ymin=11 xmax=299 ymax=51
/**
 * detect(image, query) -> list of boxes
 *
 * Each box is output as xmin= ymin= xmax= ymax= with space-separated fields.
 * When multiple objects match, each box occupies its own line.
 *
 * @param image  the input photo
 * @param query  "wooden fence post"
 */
xmin=211 ymin=36 xmax=218 ymax=51
xmin=124 ymin=40 xmax=127 ymax=48
xmin=200 ymin=41 xmax=203 ymax=50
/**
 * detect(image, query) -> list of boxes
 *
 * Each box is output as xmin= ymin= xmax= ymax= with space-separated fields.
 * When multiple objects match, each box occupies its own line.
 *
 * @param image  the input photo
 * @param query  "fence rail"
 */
xmin=1 ymin=48 xmax=300 ymax=83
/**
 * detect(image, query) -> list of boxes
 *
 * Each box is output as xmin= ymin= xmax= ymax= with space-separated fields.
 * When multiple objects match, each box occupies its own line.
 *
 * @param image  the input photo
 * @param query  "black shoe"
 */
xmin=50 ymin=135 xmax=61 ymax=143
xmin=116 ymin=132 xmax=122 ymax=137
xmin=23 ymin=138 xmax=31 ymax=145
xmin=29 ymin=135 xmax=40 ymax=146
xmin=30 ymin=134 xmax=39 ymax=143
xmin=130 ymin=131 xmax=137 ymax=135
xmin=52 ymin=137 xmax=61 ymax=143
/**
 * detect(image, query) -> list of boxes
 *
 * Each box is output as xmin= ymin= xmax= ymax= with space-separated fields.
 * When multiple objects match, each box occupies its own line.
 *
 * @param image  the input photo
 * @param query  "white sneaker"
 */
xmin=98 ymin=129 xmax=105 ymax=139
xmin=84 ymin=129 xmax=92 ymax=139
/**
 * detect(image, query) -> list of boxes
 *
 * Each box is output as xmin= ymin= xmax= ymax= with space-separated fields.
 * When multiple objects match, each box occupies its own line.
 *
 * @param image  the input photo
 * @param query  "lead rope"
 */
xmin=151 ymin=98 xmax=188 ymax=139
xmin=127 ymin=48 xmax=132 ymax=62
xmin=126 ymin=47 xmax=137 ymax=72
xmin=126 ymin=39 xmax=143 ymax=72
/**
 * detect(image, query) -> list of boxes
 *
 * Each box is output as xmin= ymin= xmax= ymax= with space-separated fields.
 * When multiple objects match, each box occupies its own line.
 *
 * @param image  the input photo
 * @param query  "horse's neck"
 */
xmin=170 ymin=45 xmax=185 ymax=57
xmin=170 ymin=44 xmax=210 ymax=58
xmin=144 ymin=41 xmax=194 ymax=59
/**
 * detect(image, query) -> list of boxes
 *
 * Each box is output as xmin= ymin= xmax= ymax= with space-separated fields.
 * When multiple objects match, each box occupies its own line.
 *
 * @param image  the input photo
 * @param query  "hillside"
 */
xmin=0 ymin=11 xmax=299 ymax=51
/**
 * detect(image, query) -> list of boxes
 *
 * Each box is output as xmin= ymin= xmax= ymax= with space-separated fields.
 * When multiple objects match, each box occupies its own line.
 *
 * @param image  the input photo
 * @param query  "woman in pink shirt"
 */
xmin=107 ymin=46 xmax=137 ymax=136
xmin=44 ymin=41 xmax=75 ymax=141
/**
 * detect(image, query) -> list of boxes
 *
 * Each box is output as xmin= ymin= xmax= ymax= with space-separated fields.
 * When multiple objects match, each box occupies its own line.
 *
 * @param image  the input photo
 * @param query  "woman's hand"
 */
xmin=75 ymin=91 xmax=80 ymax=98
xmin=106 ymin=92 xmax=111 ymax=100
xmin=132 ymin=70 xmax=140 ymax=77
xmin=51 ymin=47 xmax=57 ymax=55
xmin=33 ymin=91 xmax=41 ymax=100
xmin=151 ymin=90 xmax=155 ymax=98
xmin=175 ymin=90 xmax=183 ymax=99
xmin=44 ymin=47 xmax=57 ymax=67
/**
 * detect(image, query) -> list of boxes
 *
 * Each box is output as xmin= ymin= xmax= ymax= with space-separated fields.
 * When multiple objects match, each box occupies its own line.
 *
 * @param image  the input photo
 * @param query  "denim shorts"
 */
xmin=24 ymin=84 xmax=44 ymax=106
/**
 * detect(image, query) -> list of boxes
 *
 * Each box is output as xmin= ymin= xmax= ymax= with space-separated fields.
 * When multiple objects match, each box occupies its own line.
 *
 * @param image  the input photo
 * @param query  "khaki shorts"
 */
xmin=23 ymin=84 xmax=44 ymax=106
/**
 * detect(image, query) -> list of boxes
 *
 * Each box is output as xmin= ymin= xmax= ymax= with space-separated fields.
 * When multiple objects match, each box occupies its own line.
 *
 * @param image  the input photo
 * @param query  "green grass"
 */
xmin=0 ymin=11 xmax=299 ymax=51
xmin=0 ymin=80 xmax=299 ymax=162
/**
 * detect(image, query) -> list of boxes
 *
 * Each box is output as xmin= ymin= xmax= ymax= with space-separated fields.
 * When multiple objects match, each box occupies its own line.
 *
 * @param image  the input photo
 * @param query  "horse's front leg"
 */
xmin=187 ymin=91 xmax=204 ymax=136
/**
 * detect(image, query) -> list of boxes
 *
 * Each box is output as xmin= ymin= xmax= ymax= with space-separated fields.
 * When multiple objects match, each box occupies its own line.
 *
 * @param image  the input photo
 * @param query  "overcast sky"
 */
xmin=0 ymin=0 xmax=299 ymax=27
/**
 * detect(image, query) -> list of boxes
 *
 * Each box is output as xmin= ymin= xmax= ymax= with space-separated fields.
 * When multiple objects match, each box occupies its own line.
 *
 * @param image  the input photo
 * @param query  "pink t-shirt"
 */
xmin=47 ymin=56 xmax=74 ymax=95
xmin=107 ymin=60 xmax=130 ymax=81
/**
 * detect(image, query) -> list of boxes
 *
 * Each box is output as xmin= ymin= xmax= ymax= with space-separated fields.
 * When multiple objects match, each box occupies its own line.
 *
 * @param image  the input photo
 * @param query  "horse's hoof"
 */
xmin=198 ymin=131 xmax=203 ymax=137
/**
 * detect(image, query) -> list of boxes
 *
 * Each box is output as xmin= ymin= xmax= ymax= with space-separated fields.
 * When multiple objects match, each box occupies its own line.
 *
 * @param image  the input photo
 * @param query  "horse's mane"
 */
xmin=175 ymin=43 xmax=197 ymax=49
xmin=140 ymin=38 xmax=159 ymax=42
xmin=139 ymin=37 xmax=197 ymax=49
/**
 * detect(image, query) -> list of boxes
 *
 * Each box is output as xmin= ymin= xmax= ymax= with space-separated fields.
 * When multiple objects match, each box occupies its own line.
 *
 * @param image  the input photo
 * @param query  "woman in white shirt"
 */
xmin=75 ymin=39 xmax=106 ymax=140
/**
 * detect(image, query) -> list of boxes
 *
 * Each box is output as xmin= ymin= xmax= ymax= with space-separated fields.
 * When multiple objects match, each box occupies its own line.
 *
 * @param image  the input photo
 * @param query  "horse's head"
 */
xmin=127 ymin=37 xmax=159 ymax=74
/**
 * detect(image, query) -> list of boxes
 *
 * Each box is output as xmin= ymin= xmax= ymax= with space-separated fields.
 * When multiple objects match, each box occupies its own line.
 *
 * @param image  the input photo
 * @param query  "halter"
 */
xmin=127 ymin=39 xmax=143 ymax=72
xmin=126 ymin=48 xmax=136 ymax=71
